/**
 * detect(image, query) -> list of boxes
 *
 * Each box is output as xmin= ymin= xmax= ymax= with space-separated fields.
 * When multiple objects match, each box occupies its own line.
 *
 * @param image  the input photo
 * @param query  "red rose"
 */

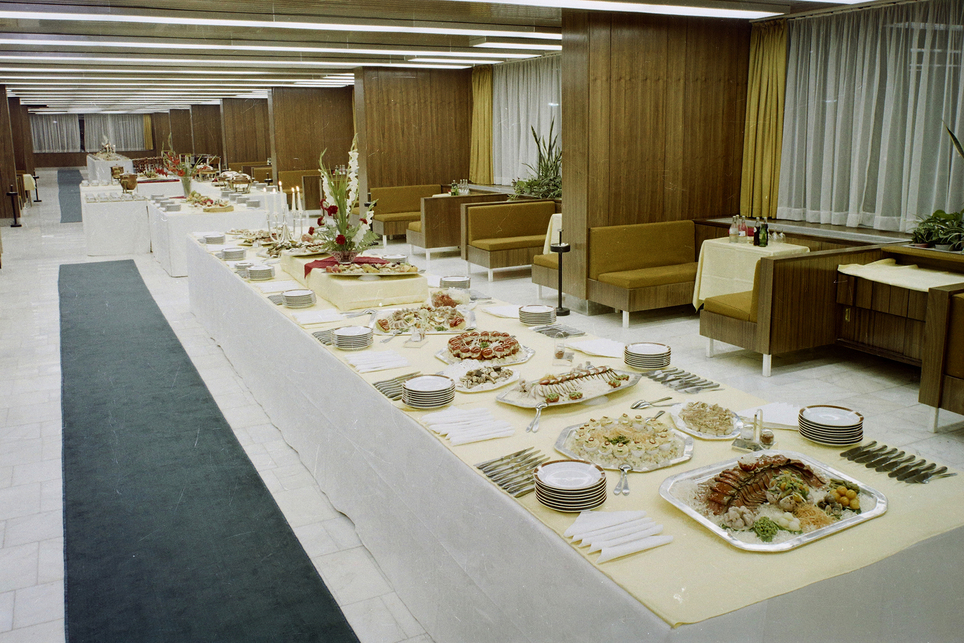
xmin=308 ymin=226 xmax=315 ymax=235
xmin=317 ymin=217 xmax=324 ymax=226
xmin=335 ymin=234 xmax=346 ymax=245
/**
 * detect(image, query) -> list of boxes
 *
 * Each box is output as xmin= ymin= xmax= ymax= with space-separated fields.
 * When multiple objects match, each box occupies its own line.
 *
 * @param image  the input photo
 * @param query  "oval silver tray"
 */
xmin=554 ymin=423 xmax=694 ymax=473
xmin=669 ymin=403 xmax=743 ymax=441
xmin=325 ymin=268 xmax=424 ymax=278
xmin=373 ymin=307 xmax=476 ymax=336
xmin=658 ymin=449 xmax=888 ymax=552
xmin=435 ymin=345 xmax=535 ymax=367
xmin=495 ymin=369 xmax=642 ymax=409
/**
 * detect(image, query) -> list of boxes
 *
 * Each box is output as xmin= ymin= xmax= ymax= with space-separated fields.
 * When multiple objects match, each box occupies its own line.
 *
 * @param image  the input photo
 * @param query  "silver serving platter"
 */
xmin=658 ymin=449 xmax=888 ymax=552
xmin=495 ymin=369 xmax=642 ymax=409
xmin=435 ymin=345 xmax=535 ymax=367
xmin=669 ymin=404 xmax=743 ymax=441
xmin=325 ymin=267 xmax=424 ymax=278
xmin=373 ymin=307 xmax=476 ymax=335
xmin=554 ymin=423 xmax=694 ymax=473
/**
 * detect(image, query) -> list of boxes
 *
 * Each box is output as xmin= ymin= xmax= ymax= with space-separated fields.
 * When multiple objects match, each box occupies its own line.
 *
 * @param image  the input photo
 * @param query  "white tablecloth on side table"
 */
xmin=86 ymin=155 xmax=134 ymax=183
xmin=148 ymin=202 xmax=268 ymax=277
xmin=82 ymin=198 xmax=151 ymax=256
xmin=692 ymin=237 xmax=809 ymax=308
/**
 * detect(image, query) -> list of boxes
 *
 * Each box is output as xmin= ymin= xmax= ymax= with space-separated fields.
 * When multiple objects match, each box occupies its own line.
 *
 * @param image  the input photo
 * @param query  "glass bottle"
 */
xmin=729 ymin=215 xmax=739 ymax=243
xmin=753 ymin=218 xmax=761 ymax=246
xmin=759 ymin=218 xmax=769 ymax=247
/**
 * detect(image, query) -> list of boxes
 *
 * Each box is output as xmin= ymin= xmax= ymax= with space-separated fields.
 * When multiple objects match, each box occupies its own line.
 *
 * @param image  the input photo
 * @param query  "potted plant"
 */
xmin=512 ymin=120 xmax=561 ymax=200
xmin=911 ymin=126 xmax=964 ymax=248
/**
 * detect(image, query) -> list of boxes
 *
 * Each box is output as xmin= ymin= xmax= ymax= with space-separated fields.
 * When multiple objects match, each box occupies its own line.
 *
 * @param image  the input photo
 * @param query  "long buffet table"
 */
xmin=186 ymin=238 xmax=964 ymax=642
xmin=86 ymin=154 xmax=134 ymax=182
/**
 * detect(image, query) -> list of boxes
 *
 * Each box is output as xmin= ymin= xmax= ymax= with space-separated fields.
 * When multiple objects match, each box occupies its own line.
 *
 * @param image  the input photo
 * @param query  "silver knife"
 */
xmin=876 ymin=454 xmax=914 ymax=472
xmin=841 ymin=441 xmax=876 ymax=459
xmin=923 ymin=472 xmax=957 ymax=483
xmin=898 ymin=462 xmax=937 ymax=482
xmin=865 ymin=450 xmax=904 ymax=469
xmin=908 ymin=465 xmax=947 ymax=484
xmin=890 ymin=459 xmax=928 ymax=478
xmin=854 ymin=446 xmax=894 ymax=463
xmin=847 ymin=444 xmax=888 ymax=462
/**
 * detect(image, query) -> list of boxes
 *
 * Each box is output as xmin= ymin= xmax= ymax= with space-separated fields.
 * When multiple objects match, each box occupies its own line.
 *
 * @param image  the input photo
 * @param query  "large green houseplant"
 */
xmin=512 ymin=120 xmax=561 ymax=200
xmin=911 ymin=125 xmax=964 ymax=249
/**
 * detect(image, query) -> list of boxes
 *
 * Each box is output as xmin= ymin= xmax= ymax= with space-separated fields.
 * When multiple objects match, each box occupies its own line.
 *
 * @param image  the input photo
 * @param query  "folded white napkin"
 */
xmin=574 ymin=519 xmax=656 ymax=545
xmin=292 ymin=310 xmax=344 ymax=325
xmin=345 ymin=350 xmax=410 ymax=373
xmin=596 ymin=535 xmax=673 ymax=564
xmin=255 ymin=280 xmax=301 ymax=294
xmin=422 ymin=407 xmax=491 ymax=424
xmin=565 ymin=511 xmax=647 ymax=538
xmin=567 ymin=338 xmax=626 ymax=358
xmin=483 ymin=305 xmax=522 ymax=319
xmin=205 ymin=244 xmax=227 ymax=253
xmin=422 ymin=408 xmax=514 ymax=444
xmin=587 ymin=524 xmax=662 ymax=552
xmin=737 ymin=402 xmax=801 ymax=430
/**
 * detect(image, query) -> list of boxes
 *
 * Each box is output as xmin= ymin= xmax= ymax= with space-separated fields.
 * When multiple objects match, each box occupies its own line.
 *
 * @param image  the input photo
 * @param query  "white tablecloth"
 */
xmin=186 ymin=239 xmax=964 ymax=643
xmin=692 ymin=237 xmax=809 ymax=308
xmin=86 ymin=155 xmax=134 ymax=183
xmin=82 ymin=198 xmax=151 ymax=256
xmin=148 ymin=202 xmax=268 ymax=277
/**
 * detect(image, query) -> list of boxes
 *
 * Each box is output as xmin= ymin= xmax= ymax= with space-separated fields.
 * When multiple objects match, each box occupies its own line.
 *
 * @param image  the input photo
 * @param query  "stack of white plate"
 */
xmin=281 ymin=289 xmax=316 ymax=309
xmin=204 ymin=233 xmax=226 ymax=245
xmin=246 ymin=264 xmax=274 ymax=281
xmin=332 ymin=326 xmax=373 ymax=351
xmin=221 ymin=247 xmax=246 ymax=261
xmin=534 ymin=460 xmax=608 ymax=512
xmin=519 ymin=304 xmax=556 ymax=326
xmin=440 ymin=276 xmax=471 ymax=289
xmin=624 ymin=342 xmax=672 ymax=370
xmin=234 ymin=261 xmax=253 ymax=278
xmin=402 ymin=375 xmax=456 ymax=409
xmin=798 ymin=405 xmax=864 ymax=446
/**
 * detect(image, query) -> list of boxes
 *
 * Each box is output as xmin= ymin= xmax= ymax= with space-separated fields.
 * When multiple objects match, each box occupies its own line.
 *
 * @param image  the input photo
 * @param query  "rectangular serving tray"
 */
xmin=658 ymin=449 xmax=888 ymax=552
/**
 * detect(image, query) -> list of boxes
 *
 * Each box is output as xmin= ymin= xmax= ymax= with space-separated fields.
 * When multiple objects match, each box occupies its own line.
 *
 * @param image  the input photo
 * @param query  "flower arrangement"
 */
xmin=309 ymin=135 xmax=379 ymax=262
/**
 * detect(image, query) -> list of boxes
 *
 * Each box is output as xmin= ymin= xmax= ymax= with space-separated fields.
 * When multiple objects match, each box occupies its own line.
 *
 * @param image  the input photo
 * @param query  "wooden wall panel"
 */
xmin=8 ymin=98 xmax=34 ymax=174
xmin=562 ymin=10 xmax=750 ymax=300
xmin=269 ymin=87 xmax=353 ymax=183
xmin=358 ymin=68 xmax=471 ymax=189
xmin=169 ymin=108 xmax=193 ymax=153
xmin=0 ymin=86 xmax=17 ymax=219
xmin=221 ymin=98 xmax=269 ymax=166
xmin=152 ymin=112 xmax=171 ymax=155
xmin=190 ymin=104 xmax=223 ymax=158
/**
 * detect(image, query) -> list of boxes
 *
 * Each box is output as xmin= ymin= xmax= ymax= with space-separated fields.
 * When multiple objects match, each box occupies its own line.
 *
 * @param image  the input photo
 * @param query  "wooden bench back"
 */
xmin=369 ymin=184 xmax=441 ymax=213
xmin=465 ymin=200 xmax=556 ymax=243
xmin=588 ymin=220 xmax=695 ymax=279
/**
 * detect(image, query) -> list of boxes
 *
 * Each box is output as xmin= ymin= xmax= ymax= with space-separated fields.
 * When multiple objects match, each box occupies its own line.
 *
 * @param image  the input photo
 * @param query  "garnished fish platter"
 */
xmin=496 ymin=364 xmax=641 ymax=408
xmin=373 ymin=305 xmax=473 ymax=334
xmin=555 ymin=413 xmax=693 ymax=473
xmin=659 ymin=450 xmax=887 ymax=552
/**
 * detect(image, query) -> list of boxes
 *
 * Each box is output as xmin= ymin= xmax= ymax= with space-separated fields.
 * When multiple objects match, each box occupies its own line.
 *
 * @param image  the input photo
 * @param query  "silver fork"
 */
xmin=631 ymin=396 xmax=673 ymax=409
xmin=526 ymin=402 xmax=548 ymax=433
xmin=380 ymin=330 xmax=403 ymax=343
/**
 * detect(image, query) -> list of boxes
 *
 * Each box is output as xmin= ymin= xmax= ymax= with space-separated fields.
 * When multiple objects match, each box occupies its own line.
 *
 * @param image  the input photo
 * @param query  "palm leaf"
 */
xmin=946 ymin=124 xmax=964 ymax=161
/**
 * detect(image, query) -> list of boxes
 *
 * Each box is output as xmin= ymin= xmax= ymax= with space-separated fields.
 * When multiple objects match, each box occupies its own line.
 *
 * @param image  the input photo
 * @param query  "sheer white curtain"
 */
xmin=492 ymin=55 xmax=562 ymax=186
xmin=777 ymin=0 xmax=964 ymax=231
xmin=30 ymin=114 xmax=81 ymax=153
xmin=84 ymin=114 xmax=146 ymax=151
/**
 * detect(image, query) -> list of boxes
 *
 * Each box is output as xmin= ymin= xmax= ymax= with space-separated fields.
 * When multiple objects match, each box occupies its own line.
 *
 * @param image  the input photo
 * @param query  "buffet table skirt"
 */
xmin=839 ymin=257 xmax=964 ymax=292
xmin=280 ymin=253 xmax=429 ymax=310
xmin=693 ymin=237 xmax=809 ymax=308
xmin=82 ymin=198 xmax=151 ymax=256
xmin=86 ymin=155 xmax=134 ymax=183
xmin=148 ymin=202 xmax=268 ymax=277
xmin=188 ymin=239 xmax=964 ymax=641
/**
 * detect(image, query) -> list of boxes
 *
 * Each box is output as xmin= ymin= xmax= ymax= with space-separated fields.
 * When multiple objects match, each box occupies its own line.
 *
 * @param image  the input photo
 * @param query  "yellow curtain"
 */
xmin=142 ymin=114 xmax=153 ymax=151
xmin=470 ymin=65 xmax=493 ymax=185
xmin=740 ymin=20 xmax=787 ymax=219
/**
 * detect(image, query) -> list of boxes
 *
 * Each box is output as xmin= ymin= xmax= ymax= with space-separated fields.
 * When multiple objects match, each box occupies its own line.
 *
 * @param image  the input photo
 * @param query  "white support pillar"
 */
xmin=762 ymin=354 xmax=772 ymax=377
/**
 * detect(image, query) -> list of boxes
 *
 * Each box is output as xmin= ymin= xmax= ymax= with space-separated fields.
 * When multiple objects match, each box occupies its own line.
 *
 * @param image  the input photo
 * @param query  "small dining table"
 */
xmin=692 ymin=236 xmax=810 ymax=309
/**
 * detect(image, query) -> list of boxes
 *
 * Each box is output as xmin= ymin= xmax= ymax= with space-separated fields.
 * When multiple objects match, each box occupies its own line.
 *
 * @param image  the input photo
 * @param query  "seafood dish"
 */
xmin=670 ymin=401 xmax=740 ymax=440
xmin=447 ymin=331 xmax=520 ymax=361
xmin=555 ymin=414 xmax=693 ymax=472
xmin=325 ymin=262 xmax=420 ymax=275
xmin=497 ymin=364 xmax=641 ymax=408
xmin=659 ymin=450 xmax=887 ymax=551
xmin=374 ymin=305 xmax=469 ymax=334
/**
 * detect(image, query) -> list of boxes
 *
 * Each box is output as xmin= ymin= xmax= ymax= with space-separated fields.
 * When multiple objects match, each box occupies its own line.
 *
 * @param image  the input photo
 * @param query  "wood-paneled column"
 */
xmin=190 ymin=104 xmax=223 ymax=158
xmin=8 ymin=97 xmax=34 ymax=175
xmin=152 ymin=112 xmax=171 ymax=154
xmin=221 ymin=98 xmax=269 ymax=167
xmin=0 ymin=86 xmax=18 ymax=219
xmin=267 ymin=87 xmax=354 ymax=182
xmin=169 ymin=108 xmax=193 ymax=153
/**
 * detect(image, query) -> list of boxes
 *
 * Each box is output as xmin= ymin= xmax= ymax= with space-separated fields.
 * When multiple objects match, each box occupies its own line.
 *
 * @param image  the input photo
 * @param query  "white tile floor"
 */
xmin=1 ymin=169 xmax=962 ymax=643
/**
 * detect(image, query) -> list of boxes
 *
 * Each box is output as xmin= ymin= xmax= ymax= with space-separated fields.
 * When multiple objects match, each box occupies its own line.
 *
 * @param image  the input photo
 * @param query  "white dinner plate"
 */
xmin=535 ymin=460 xmax=605 ymax=490
xmin=801 ymin=405 xmax=863 ymax=427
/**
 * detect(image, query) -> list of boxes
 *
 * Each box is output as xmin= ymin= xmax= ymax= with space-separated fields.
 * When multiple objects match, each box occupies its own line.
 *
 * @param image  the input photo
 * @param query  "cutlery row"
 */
xmin=840 ymin=441 xmax=956 ymax=483
xmin=373 ymin=371 xmax=421 ymax=400
xmin=644 ymin=368 xmax=719 ymax=393
xmin=476 ymin=448 xmax=545 ymax=497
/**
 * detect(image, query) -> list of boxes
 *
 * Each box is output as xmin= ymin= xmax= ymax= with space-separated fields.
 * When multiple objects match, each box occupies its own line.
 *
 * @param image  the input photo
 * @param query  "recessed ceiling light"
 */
xmin=0 ymin=10 xmax=562 ymax=40
xmin=0 ymin=54 xmax=469 ymax=69
xmin=445 ymin=0 xmax=780 ymax=19
xmin=407 ymin=58 xmax=502 ymax=65
xmin=474 ymin=42 xmax=562 ymax=51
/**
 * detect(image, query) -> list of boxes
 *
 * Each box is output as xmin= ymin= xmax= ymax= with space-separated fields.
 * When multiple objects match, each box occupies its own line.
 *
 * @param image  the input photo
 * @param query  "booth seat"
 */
xmin=461 ymin=199 xmax=557 ymax=281
xmin=277 ymin=169 xmax=321 ymax=213
xmin=585 ymin=220 xmax=698 ymax=327
xmin=406 ymin=191 xmax=504 ymax=268
xmin=370 ymin=184 xmax=442 ymax=245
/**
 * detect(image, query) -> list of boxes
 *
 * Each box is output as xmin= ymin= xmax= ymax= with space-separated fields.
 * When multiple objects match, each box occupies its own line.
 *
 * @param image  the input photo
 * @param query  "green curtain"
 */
xmin=740 ymin=20 xmax=787 ymax=219
xmin=470 ymin=65 xmax=494 ymax=185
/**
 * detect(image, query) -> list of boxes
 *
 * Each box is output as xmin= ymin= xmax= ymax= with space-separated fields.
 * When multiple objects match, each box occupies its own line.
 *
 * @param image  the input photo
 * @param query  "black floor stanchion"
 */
xmin=7 ymin=184 xmax=22 ymax=227
xmin=551 ymin=230 xmax=570 ymax=316
xmin=32 ymin=174 xmax=41 ymax=203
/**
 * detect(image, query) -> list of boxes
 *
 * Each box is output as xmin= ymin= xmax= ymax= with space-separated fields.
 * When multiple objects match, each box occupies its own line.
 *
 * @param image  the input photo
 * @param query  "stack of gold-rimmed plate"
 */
xmin=798 ymin=405 xmax=864 ymax=446
xmin=332 ymin=326 xmax=373 ymax=351
xmin=246 ymin=264 xmax=274 ymax=281
xmin=624 ymin=342 xmax=671 ymax=370
xmin=402 ymin=375 xmax=456 ymax=409
xmin=440 ymin=276 xmax=471 ymax=289
xmin=221 ymin=247 xmax=246 ymax=261
xmin=204 ymin=232 xmax=226 ymax=245
xmin=281 ymin=289 xmax=316 ymax=309
xmin=519 ymin=304 xmax=556 ymax=326
xmin=534 ymin=460 xmax=607 ymax=512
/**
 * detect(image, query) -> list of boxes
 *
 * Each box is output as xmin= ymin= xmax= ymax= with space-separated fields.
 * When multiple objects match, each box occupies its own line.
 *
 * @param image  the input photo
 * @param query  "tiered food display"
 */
xmin=375 ymin=305 xmax=468 ymax=333
xmin=560 ymin=414 xmax=689 ymax=470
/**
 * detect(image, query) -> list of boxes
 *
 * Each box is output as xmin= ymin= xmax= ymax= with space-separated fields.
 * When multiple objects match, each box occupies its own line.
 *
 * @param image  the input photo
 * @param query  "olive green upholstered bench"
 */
xmin=462 ymin=199 xmax=558 ymax=281
xmin=370 ymin=184 xmax=442 ymax=246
